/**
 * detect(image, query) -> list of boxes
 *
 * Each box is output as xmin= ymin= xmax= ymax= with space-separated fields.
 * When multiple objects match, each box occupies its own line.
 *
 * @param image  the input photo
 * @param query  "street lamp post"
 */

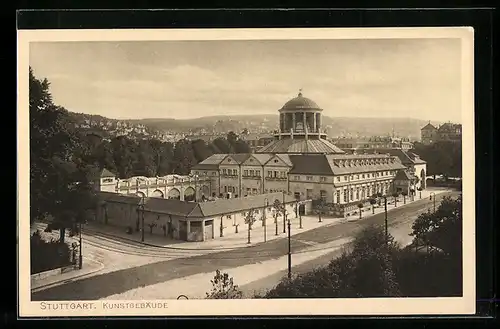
xmin=287 ymin=216 xmax=292 ymax=279
xmin=138 ymin=195 xmax=146 ymax=243
xmin=381 ymin=195 xmax=388 ymax=246
xmin=273 ymin=210 xmax=278 ymax=236
xmin=296 ymin=201 xmax=303 ymax=229
xmin=429 ymin=192 xmax=436 ymax=212
xmin=263 ymin=199 xmax=269 ymax=242
xmin=282 ymin=210 xmax=286 ymax=234
xmin=78 ymin=221 xmax=83 ymax=270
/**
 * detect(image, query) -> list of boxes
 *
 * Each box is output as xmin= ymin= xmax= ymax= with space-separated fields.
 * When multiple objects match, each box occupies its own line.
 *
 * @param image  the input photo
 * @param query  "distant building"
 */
xmin=239 ymin=133 xmax=275 ymax=152
xmin=420 ymin=122 xmax=439 ymax=145
xmin=420 ymin=121 xmax=461 ymax=144
xmin=334 ymin=136 xmax=413 ymax=151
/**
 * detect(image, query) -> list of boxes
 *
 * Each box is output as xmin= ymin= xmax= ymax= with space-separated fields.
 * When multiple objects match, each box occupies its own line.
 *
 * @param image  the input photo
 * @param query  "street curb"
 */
xmin=31 ymin=257 xmax=105 ymax=293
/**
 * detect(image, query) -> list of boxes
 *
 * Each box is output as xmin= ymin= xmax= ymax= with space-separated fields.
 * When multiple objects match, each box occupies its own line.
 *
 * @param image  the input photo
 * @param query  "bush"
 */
xmin=30 ymin=230 xmax=72 ymax=274
xmin=206 ymin=270 xmax=243 ymax=299
xmin=264 ymin=226 xmax=400 ymax=298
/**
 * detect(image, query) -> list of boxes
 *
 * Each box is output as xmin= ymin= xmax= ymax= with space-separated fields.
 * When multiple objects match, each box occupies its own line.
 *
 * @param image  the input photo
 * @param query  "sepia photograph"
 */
xmin=17 ymin=27 xmax=475 ymax=317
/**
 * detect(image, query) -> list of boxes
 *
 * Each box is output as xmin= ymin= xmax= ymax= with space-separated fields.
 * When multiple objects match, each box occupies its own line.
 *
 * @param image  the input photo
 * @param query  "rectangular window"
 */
xmin=212 ymin=172 xmax=216 ymax=176
xmin=307 ymin=176 xmax=313 ymax=181
xmin=320 ymin=177 xmax=327 ymax=182
xmin=337 ymin=177 xmax=341 ymax=182
xmin=362 ymin=174 xmax=365 ymax=179
xmin=350 ymin=188 xmax=354 ymax=201
xmin=249 ymin=170 xmax=254 ymax=176
xmin=222 ymin=169 xmax=227 ymax=175
xmin=306 ymin=189 xmax=312 ymax=199
xmin=244 ymin=170 xmax=248 ymax=176
xmin=256 ymin=171 xmax=261 ymax=177
xmin=343 ymin=189 xmax=347 ymax=202
xmin=320 ymin=190 xmax=327 ymax=202
xmin=294 ymin=175 xmax=300 ymax=180
xmin=233 ymin=169 xmax=237 ymax=175
xmin=252 ymin=188 xmax=258 ymax=194
xmin=268 ymin=171 xmax=272 ymax=177
xmin=224 ymin=186 xmax=228 ymax=193
xmin=336 ymin=191 xmax=340 ymax=204
xmin=274 ymin=171 xmax=278 ymax=177
xmin=356 ymin=175 xmax=360 ymax=179
xmin=344 ymin=176 xmax=348 ymax=181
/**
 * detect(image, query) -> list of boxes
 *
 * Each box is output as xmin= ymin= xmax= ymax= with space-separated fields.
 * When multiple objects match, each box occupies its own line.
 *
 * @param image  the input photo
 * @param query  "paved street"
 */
xmin=31 ymin=190 xmax=458 ymax=301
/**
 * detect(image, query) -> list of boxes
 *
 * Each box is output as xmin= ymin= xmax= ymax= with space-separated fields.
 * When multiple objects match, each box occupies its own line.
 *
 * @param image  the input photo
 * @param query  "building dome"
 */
xmin=280 ymin=91 xmax=322 ymax=112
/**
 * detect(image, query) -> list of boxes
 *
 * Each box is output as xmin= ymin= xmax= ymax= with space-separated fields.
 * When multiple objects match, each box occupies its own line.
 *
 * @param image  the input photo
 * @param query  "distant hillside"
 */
xmin=126 ymin=115 xmax=440 ymax=140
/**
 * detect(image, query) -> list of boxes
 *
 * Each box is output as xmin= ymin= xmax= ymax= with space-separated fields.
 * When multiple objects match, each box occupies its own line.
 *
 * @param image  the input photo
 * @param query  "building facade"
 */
xmin=96 ymin=191 xmax=298 ymax=242
xmin=421 ymin=122 xmax=462 ymax=144
xmin=192 ymin=91 xmax=425 ymax=217
xmin=334 ymin=136 xmax=413 ymax=151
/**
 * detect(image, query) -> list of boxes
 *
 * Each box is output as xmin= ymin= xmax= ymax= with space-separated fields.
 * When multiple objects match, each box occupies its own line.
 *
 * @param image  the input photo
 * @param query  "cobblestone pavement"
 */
xmin=31 ymin=190 xmax=458 ymax=301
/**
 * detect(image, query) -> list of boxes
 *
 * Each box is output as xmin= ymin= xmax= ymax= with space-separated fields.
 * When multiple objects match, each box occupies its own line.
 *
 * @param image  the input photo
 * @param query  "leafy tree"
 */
xmin=244 ymin=209 xmax=257 ymax=244
xmin=30 ymin=230 xmax=72 ymax=274
xmin=133 ymin=140 xmax=156 ymax=177
xmin=357 ymin=203 xmax=363 ymax=219
xmin=206 ymin=270 xmax=243 ymax=299
xmin=369 ymin=198 xmax=377 ymax=214
xmin=263 ymin=225 xmax=400 ymax=298
xmin=172 ymin=139 xmax=197 ymax=175
xmin=110 ymin=136 xmax=137 ymax=178
xmin=226 ymin=131 xmax=238 ymax=147
xmin=191 ymin=139 xmax=214 ymax=162
xmin=212 ymin=137 xmax=233 ymax=154
xmin=410 ymin=195 xmax=462 ymax=257
xmin=29 ymin=68 xmax=78 ymax=222
xmin=233 ymin=139 xmax=252 ymax=153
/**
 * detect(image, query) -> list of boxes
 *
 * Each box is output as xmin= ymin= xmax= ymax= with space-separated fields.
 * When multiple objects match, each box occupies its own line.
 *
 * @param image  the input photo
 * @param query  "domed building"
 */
xmin=191 ymin=91 xmax=424 ymax=218
xmin=256 ymin=91 xmax=345 ymax=154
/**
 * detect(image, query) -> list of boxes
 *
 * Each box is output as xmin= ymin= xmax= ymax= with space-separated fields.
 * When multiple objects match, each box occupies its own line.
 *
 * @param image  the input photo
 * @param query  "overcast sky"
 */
xmin=29 ymin=38 xmax=462 ymax=122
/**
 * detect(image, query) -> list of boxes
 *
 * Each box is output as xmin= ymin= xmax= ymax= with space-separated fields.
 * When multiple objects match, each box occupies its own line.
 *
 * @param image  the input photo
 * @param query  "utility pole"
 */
xmin=263 ymin=199 xmax=269 ymax=242
xmin=384 ymin=196 xmax=388 ymax=246
xmin=282 ymin=192 xmax=286 ymax=234
xmin=287 ymin=217 xmax=292 ymax=280
xmin=78 ymin=221 xmax=83 ymax=270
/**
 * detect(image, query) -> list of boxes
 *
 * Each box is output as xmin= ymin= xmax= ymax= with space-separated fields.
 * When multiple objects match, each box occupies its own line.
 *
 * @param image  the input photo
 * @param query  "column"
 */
xmin=292 ymin=112 xmax=296 ymax=131
xmin=186 ymin=220 xmax=191 ymax=241
xmin=202 ymin=220 xmax=206 ymax=242
xmin=303 ymin=113 xmax=307 ymax=133
xmin=313 ymin=112 xmax=317 ymax=133
xmin=211 ymin=219 xmax=215 ymax=240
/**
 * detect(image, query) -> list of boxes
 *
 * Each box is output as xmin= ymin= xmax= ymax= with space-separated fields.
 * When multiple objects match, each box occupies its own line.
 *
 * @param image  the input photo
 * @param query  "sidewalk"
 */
xmin=31 ymin=256 xmax=105 ymax=292
xmin=84 ymin=187 xmax=451 ymax=251
xmin=341 ymin=187 xmax=451 ymax=223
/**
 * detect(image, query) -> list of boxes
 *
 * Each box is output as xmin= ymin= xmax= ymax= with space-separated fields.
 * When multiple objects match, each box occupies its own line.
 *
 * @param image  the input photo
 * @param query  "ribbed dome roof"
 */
xmin=281 ymin=92 xmax=321 ymax=111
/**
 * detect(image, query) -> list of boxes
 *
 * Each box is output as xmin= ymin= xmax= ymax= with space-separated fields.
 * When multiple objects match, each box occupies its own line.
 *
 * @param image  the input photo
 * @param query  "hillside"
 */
xmin=126 ymin=115 xmax=438 ymax=140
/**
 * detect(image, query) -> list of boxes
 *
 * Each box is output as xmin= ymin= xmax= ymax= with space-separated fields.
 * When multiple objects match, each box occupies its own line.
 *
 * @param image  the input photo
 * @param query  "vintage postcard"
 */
xmin=17 ymin=27 xmax=475 ymax=317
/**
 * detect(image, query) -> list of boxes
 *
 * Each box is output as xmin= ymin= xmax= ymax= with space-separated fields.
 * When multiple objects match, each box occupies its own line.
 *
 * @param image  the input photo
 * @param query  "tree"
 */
xmin=110 ymin=136 xmax=137 ymax=178
xmin=191 ymin=139 xmax=214 ymax=162
xmin=29 ymin=68 xmax=78 ymax=223
xmin=212 ymin=137 xmax=233 ymax=154
xmin=226 ymin=131 xmax=238 ymax=148
xmin=264 ymin=225 xmax=400 ymax=298
xmin=244 ymin=209 xmax=257 ymax=244
xmin=233 ymin=139 xmax=251 ymax=153
xmin=172 ymin=139 xmax=197 ymax=175
xmin=392 ymin=192 xmax=399 ymax=207
xmin=369 ymin=198 xmax=377 ymax=214
xmin=357 ymin=203 xmax=363 ymax=219
xmin=206 ymin=270 xmax=243 ymax=299
xmin=272 ymin=199 xmax=284 ymax=235
xmin=410 ymin=195 xmax=462 ymax=257
xmin=133 ymin=140 xmax=156 ymax=177
xmin=401 ymin=191 xmax=408 ymax=204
